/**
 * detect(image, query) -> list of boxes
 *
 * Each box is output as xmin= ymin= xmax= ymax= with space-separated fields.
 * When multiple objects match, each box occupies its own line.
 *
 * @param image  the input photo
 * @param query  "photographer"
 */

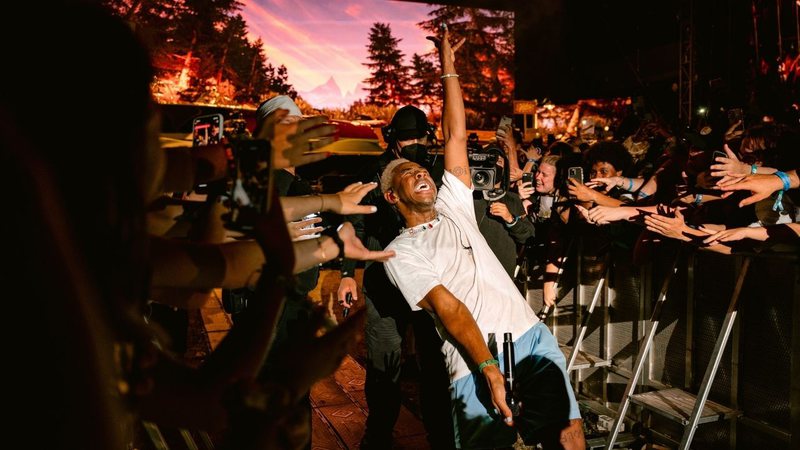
xmin=471 ymin=143 xmax=535 ymax=277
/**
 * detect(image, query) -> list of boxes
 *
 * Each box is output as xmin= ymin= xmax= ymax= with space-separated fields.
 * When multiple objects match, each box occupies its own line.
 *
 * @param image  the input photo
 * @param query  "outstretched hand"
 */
xmin=257 ymin=110 xmax=336 ymax=169
xmin=338 ymin=222 xmax=395 ymax=262
xmin=426 ymin=23 xmax=465 ymax=64
xmin=587 ymin=176 xmax=623 ymax=193
xmin=331 ymin=181 xmax=379 ymax=215
xmin=710 ymin=143 xmax=749 ymax=178
xmin=718 ymin=173 xmax=784 ymax=207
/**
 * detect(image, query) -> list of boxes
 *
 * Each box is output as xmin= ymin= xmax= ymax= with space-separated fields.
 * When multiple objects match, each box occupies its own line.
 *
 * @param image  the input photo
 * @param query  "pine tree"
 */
xmin=409 ymin=53 xmax=439 ymax=112
xmin=104 ymin=0 xmax=296 ymax=106
xmin=418 ymin=8 xmax=515 ymax=124
xmin=363 ymin=22 xmax=411 ymax=106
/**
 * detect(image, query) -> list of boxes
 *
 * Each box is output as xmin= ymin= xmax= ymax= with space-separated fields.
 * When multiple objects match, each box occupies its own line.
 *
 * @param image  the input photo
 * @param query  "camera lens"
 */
xmin=472 ymin=169 xmax=493 ymax=189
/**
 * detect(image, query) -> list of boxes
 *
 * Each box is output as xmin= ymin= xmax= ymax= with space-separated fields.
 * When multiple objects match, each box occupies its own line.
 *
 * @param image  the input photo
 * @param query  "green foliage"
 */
xmin=409 ymin=53 xmax=438 ymax=112
xmin=418 ymin=7 xmax=515 ymax=123
xmin=363 ymin=23 xmax=411 ymax=106
xmin=102 ymin=0 xmax=296 ymax=106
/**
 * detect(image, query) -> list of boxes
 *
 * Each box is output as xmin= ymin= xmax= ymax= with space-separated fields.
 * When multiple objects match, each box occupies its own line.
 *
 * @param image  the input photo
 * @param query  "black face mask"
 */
xmin=398 ymin=143 xmax=429 ymax=165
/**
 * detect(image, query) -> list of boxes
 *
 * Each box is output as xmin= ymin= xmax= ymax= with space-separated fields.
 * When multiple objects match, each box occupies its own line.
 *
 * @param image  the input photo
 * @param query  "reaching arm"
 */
xmin=149 ymin=222 xmax=393 ymax=293
xmin=418 ymin=285 xmax=514 ymax=425
xmin=430 ymin=26 xmax=470 ymax=186
xmin=279 ymin=181 xmax=379 ymax=222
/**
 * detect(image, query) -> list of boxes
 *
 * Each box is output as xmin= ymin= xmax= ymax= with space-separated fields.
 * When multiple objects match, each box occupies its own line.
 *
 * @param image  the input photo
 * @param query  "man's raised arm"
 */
xmin=432 ymin=25 xmax=470 ymax=187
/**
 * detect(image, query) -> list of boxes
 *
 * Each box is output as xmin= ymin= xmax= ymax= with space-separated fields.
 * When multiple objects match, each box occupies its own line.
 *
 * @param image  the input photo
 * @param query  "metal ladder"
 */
xmin=607 ymin=254 xmax=748 ymax=449
xmin=561 ymin=259 xmax=611 ymax=372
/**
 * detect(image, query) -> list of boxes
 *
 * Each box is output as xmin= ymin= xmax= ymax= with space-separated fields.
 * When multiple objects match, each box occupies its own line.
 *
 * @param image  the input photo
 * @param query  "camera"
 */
xmin=468 ymin=143 xmax=509 ymax=201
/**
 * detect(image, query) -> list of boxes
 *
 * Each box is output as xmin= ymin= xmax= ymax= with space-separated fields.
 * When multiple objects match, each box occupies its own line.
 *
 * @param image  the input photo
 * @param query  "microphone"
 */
xmin=342 ymin=292 xmax=352 ymax=318
xmin=503 ymin=332 xmax=520 ymax=417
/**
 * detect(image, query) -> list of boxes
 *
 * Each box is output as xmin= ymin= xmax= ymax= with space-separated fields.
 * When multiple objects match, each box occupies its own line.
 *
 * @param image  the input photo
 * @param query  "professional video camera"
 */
xmin=468 ymin=142 xmax=509 ymax=201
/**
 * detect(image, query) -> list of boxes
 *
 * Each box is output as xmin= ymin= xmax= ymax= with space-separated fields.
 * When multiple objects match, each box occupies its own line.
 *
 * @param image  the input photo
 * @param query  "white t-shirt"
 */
xmin=384 ymin=171 xmax=540 ymax=381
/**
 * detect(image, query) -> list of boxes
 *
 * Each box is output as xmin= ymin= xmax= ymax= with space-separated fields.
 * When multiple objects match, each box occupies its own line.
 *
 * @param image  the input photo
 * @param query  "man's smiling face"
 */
xmin=389 ymin=161 xmax=437 ymax=209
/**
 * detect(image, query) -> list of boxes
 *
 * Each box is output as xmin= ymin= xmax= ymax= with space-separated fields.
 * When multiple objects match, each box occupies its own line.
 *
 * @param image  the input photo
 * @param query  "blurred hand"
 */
xmin=325 ymin=181 xmax=379 ymax=215
xmin=587 ymin=176 xmax=623 ymax=193
xmin=574 ymin=204 xmax=592 ymax=223
xmin=702 ymin=226 xmax=764 ymax=245
xmin=338 ymin=222 xmax=395 ymax=262
xmin=508 ymin=165 xmax=523 ymax=183
xmin=337 ymin=276 xmax=358 ymax=307
xmin=643 ymin=207 xmax=693 ymax=242
xmin=710 ymin=144 xmax=749 ymax=178
xmin=496 ymin=123 xmax=515 ymax=151
xmin=259 ymin=111 xmax=335 ymax=169
xmin=484 ymin=366 xmax=514 ymax=427
xmin=488 ymin=202 xmax=514 ymax=223
xmin=543 ymin=281 xmax=557 ymax=307
xmin=586 ymin=205 xmax=634 ymax=225
xmin=567 ymin=178 xmax=596 ymax=203
xmin=287 ymin=216 xmax=323 ymax=241
xmin=517 ymin=181 xmax=535 ymax=199
xmin=523 ymin=145 xmax=542 ymax=162
xmin=719 ymin=173 xmax=784 ymax=207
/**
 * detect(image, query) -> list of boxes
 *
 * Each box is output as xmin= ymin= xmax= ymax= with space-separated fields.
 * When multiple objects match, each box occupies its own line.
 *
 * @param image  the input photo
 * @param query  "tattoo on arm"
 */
xmin=450 ymin=166 xmax=468 ymax=177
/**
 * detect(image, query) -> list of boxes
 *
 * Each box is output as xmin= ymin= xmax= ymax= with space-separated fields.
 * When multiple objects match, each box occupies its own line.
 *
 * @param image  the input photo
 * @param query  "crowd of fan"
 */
xmin=494 ymin=104 xmax=800 ymax=307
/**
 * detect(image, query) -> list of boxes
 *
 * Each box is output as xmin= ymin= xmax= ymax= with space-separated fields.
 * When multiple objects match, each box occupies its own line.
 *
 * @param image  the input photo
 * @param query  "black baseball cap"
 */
xmin=389 ymin=105 xmax=429 ymax=141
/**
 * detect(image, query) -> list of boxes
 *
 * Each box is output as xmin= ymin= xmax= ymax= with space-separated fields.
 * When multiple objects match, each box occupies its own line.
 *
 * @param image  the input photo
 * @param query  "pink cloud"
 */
xmin=344 ymin=4 xmax=362 ymax=18
xmin=240 ymin=0 xmax=437 ymax=107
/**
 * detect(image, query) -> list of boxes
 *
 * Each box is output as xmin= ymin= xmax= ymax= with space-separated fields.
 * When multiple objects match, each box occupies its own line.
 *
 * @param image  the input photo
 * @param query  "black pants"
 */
xmin=363 ymin=294 xmax=455 ymax=449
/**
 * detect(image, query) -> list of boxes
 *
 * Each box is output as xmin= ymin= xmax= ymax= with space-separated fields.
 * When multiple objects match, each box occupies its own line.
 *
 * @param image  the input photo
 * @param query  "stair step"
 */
xmin=560 ymin=345 xmax=611 ymax=370
xmin=629 ymin=388 xmax=740 ymax=425
xmin=586 ymin=432 xmax=637 ymax=449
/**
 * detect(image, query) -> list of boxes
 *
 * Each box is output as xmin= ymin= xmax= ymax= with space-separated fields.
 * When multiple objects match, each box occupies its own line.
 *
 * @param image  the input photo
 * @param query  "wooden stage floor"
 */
xmin=198 ymin=269 xmax=430 ymax=450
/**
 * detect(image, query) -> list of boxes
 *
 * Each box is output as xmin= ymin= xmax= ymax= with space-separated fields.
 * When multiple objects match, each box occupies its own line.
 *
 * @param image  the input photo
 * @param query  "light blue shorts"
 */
xmin=450 ymin=322 xmax=580 ymax=449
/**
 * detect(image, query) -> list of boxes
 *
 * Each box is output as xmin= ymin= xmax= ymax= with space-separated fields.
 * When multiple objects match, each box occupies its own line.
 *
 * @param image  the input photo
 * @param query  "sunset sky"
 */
xmin=240 ymin=0 xmax=438 ymax=106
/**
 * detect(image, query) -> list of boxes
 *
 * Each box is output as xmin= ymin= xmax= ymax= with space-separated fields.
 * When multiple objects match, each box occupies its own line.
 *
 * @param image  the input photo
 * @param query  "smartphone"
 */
xmin=224 ymin=139 xmax=274 ymax=232
xmin=192 ymin=113 xmax=224 ymax=147
xmin=727 ymin=108 xmax=744 ymax=127
xmin=712 ymin=150 xmax=726 ymax=162
xmin=497 ymin=115 xmax=513 ymax=133
xmin=568 ymin=166 xmax=584 ymax=184
xmin=521 ymin=172 xmax=534 ymax=185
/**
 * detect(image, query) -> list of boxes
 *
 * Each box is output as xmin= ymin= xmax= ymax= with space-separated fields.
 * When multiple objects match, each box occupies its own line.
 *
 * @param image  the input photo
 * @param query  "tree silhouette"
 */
xmin=409 ymin=53 xmax=439 ymax=112
xmin=103 ymin=0 xmax=295 ymax=105
xmin=418 ymin=7 xmax=515 ymax=125
xmin=363 ymin=22 xmax=411 ymax=106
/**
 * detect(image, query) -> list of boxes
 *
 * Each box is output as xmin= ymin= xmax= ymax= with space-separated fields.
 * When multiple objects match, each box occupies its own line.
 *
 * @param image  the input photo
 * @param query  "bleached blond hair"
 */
xmin=380 ymin=158 xmax=411 ymax=194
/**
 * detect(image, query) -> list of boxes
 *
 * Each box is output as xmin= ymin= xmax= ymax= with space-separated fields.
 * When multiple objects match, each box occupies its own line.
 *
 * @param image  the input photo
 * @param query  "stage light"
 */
xmin=697 ymin=107 xmax=707 ymax=115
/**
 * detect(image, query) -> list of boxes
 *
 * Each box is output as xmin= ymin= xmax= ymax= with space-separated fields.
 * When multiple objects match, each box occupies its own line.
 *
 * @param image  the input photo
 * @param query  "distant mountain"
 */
xmin=299 ymin=76 xmax=367 ymax=109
